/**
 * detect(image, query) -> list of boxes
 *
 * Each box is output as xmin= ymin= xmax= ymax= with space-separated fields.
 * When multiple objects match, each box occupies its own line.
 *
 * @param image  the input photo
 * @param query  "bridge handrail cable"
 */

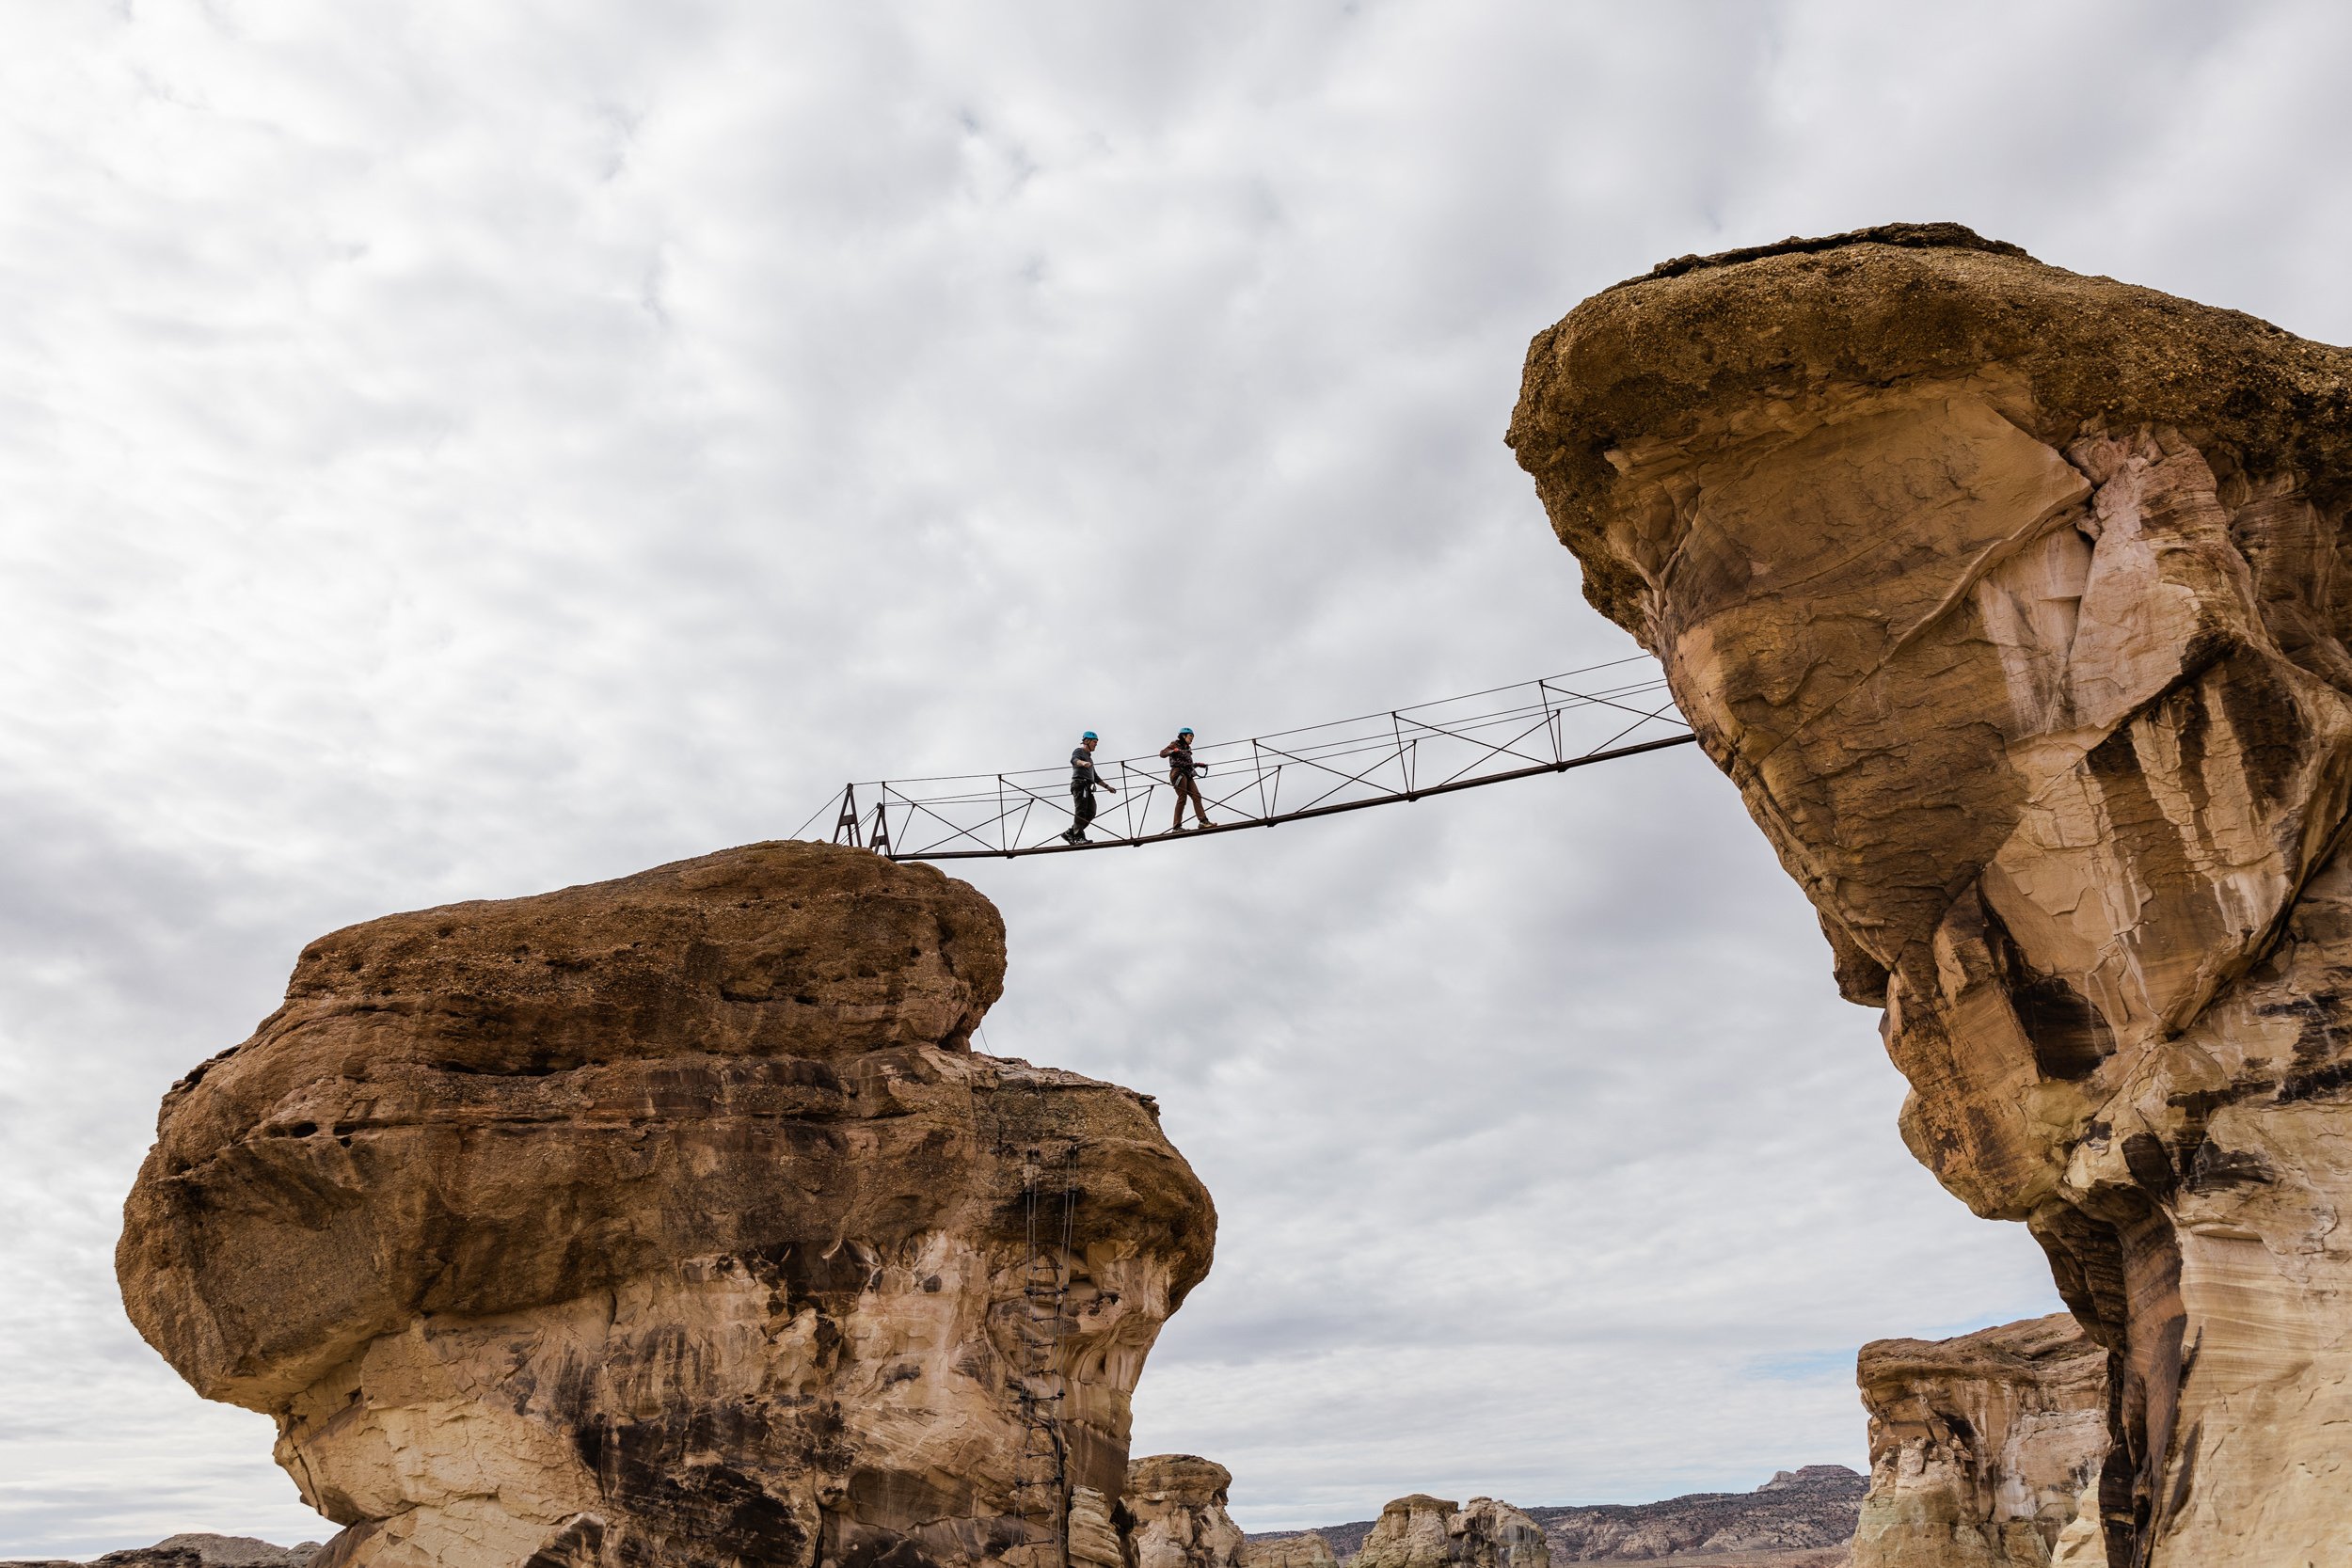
xmin=792 ymin=657 xmax=1696 ymax=861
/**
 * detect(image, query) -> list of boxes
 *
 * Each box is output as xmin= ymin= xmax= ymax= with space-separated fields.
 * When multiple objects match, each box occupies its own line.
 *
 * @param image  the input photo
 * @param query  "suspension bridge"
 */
xmin=787 ymin=657 xmax=1699 ymax=1565
xmin=797 ymin=656 xmax=1697 ymax=862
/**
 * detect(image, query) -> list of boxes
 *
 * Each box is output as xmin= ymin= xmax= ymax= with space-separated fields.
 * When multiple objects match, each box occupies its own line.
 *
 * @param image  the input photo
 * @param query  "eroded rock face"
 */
xmin=1120 ymin=1456 xmax=1247 ymax=1568
xmin=116 ymin=842 xmax=1216 ymax=1568
xmin=1849 ymin=1314 xmax=2107 ymax=1567
xmin=1238 ymin=1535 xmax=1336 ymax=1568
xmin=1509 ymin=224 xmax=2352 ymax=1566
xmin=1354 ymin=1497 xmax=1548 ymax=1568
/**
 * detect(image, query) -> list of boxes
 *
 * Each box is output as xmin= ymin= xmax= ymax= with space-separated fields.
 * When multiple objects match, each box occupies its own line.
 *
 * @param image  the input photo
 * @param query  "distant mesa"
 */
xmin=1 ymin=1536 xmax=321 ymax=1568
xmin=1248 ymin=1466 xmax=1863 ymax=1566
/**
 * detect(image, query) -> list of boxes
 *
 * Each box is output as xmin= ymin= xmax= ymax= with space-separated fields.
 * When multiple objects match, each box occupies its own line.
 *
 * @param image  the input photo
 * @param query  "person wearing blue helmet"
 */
xmin=1062 ymin=730 xmax=1117 ymax=845
xmin=1159 ymin=726 xmax=1211 ymax=832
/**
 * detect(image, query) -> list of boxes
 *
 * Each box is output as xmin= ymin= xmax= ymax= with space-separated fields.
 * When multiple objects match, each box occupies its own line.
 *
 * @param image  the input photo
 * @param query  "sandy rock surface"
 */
xmin=1511 ymin=223 xmax=2352 ymax=1566
xmin=114 ymin=841 xmax=1216 ymax=1568
xmin=1847 ymin=1314 xmax=2106 ymax=1567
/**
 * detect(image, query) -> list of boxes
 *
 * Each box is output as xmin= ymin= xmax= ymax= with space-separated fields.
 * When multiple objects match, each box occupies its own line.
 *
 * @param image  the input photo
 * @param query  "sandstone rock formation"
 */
xmin=1848 ymin=1314 xmax=2106 ymax=1567
xmin=1238 ymin=1534 xmax=1337 ymax=1568
xmin=1121 ymin=1456 xmax=1248 ymax=1568
xmin=115 ymin=842 xmax=1216 ymax=1568
xmin=1352 ymin=1497 xmax=1548 ymax=1568
xmin=1067 ymin=1486 xmax=1126 ymax=1568
xmin=1509 ymin=223 xmax=2352 ymax=1566
xmin=1531 ymin=1466 xmax=1863 ymax=1561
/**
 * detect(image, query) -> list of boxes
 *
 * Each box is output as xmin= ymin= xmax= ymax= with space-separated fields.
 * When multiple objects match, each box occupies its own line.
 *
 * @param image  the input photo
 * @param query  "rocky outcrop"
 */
xmin=115 ymin=842 xmax=1216 ymax=1568
xmin=1239 ymin=1535 xmax=1337 ymax=1568
xmin=1848 ymin=1315 xmax=2107 ymax=1567
xmin=3 ymin=1538 xmax=323 ymax=1568
xmin=1121 ymin=1456 xmax=1248 ymax=1568
xmin=1530 ymin=1466 xmax=1864 ymax=1560
xmin=1352 ymin=1497 xmax=1548 ymax=1568
xmin=1509 ymin=223 xmax=2352 ymax=1565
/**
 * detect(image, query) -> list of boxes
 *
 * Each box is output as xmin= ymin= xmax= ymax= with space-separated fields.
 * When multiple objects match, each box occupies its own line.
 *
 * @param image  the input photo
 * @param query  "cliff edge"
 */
xmin=1511 ymin=225 xmax=2352 ymax=1566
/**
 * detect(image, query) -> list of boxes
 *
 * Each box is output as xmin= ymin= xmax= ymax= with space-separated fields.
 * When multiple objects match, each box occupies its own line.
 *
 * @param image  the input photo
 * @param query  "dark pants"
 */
xmin=1069 ymin=785 xmax=1097 ymax=837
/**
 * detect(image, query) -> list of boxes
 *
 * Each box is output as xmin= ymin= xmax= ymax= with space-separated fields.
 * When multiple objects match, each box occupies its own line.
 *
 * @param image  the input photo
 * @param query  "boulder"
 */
xmin=1122 ymin=1455 xmax=1248 ymax=1568
xmin=1848 ymin=1314 xmax=2107 ymax=1566
xmin=115 ymin=841 xmax=1216 ymax=1568
xmin=1510 ymin=222 xmax=2352 ymax=1565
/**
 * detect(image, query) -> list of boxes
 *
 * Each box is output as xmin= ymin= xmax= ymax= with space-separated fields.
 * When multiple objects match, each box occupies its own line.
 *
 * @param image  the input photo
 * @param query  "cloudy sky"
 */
xmin=7 ymin=0 xmax=2352 ymax=1556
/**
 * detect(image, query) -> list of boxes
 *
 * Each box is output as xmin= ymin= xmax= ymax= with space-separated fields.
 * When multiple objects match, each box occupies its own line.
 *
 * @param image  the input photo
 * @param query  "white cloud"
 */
xmin=4 ymin=0 xmax=2344 ymax=1555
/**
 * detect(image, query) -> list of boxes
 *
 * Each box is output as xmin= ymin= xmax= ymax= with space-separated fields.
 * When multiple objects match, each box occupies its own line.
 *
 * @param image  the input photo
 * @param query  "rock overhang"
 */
xmin=1506 ymin=222 xmax=2352 ymax=633
xmin=1509 ymin=223 xmax=2352 ymax=1567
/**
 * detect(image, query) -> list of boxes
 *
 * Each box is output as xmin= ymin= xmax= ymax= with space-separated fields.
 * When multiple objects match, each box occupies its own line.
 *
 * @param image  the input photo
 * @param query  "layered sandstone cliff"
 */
xmin=1509 ymin=223 xmax=2352 ymax=1565
xmin=1848 ymin=1314 xmax=2106 ymax=1567
xmin=115 ymin=842 xmax=1216 ymax=1568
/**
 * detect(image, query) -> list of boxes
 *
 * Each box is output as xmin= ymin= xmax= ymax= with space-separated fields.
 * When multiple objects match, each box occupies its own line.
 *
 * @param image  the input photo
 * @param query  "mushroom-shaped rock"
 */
xmin=1849 ymin=1314 xmax=2108 ymax=1568
xmin=116 ymin=841 xmax=1216 ymax=1568
xmin=1510 ymin=223 xmax=2352 ymax=1566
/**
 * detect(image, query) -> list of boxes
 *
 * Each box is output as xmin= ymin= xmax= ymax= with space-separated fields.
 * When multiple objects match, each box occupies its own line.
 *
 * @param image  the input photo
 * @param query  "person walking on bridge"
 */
xmin=1063 ymin=731 xmax=1117 ymax=845
xmin=1160 ymin=727 xmax=1211 ymax=832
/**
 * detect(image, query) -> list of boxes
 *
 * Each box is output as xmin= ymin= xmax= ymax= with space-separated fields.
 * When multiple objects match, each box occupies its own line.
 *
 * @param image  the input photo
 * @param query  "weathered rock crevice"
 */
xmin=1511 ymin=225 xmax=2352 ymax=1566
xmin=117 ymin=842 xmax=1216 ymax=1568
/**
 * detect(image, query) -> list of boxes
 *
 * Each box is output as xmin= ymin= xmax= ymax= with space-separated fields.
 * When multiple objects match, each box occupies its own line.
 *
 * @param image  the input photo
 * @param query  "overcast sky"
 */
xmin=7 ymin=0 xmax=2352 ymax=1557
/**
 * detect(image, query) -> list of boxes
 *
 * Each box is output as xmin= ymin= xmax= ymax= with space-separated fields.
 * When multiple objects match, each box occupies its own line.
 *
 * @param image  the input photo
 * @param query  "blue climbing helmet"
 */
xmin=1082 ymin=731 xmax=1098 ymax=740
xmin=1179 ymin=726 xmax=1194 ymax=736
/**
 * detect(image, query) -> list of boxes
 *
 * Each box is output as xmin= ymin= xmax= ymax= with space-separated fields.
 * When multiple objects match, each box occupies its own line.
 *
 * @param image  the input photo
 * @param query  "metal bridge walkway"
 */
xmin=798 ymin=656 xmax=1696 ymax=863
